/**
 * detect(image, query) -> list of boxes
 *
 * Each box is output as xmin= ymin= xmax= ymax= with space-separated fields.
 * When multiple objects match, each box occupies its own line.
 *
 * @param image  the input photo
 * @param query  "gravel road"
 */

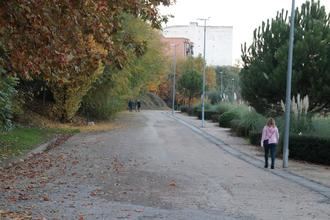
xmin=1 ymin=111 xmax=329 ymax=220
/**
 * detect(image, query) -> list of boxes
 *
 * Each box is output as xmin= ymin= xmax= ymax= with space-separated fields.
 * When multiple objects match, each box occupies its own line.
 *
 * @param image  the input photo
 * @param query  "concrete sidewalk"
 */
xmin=168 ymin=111 xmax=330 ymax=194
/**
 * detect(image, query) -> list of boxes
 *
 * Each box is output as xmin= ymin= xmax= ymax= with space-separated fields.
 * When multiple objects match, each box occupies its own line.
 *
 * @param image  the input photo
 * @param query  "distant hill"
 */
xmin=139 ymin=93 xmax=169 ymax=110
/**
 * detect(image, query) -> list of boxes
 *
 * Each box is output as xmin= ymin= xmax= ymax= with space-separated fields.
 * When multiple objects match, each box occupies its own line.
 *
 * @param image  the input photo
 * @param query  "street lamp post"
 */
xmin=231 ymin=78 xmax=235 ymax=102
xmin=283 ymin=0 xmax=296 ymax=168
xmin=220 ymin=71 xmax=223 ymax=101
xmin=172 ymin=44 xmax=177 ymax=115
xmin=198 ymin=17 xmax=210 ymax=128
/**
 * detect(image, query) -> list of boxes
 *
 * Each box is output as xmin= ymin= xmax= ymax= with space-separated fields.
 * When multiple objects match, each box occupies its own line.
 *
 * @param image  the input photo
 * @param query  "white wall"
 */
xmin=163 ymin=22 xmax=233 ymax=66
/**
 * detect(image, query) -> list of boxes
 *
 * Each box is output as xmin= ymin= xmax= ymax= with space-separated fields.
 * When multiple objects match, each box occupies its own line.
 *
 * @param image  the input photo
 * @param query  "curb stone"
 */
xmin=0 ymin=135 xmax=66 ymax=170
xmin=165 ymin=112 xmax=330 ymax=201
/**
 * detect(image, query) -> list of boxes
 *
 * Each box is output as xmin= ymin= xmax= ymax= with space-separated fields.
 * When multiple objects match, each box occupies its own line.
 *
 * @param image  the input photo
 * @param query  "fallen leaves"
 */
xmin=0 ymin=143 xmax=71 ymax=206
xmin=0 ymin=210 xmax=32 ymax=220
xmin=41 ymin=194 xmax=50 ymax=201
xmin=111 ymin=156 xmax=125 ymax=173
xmin=89 ymin=188 xmax=104 ymax=197
xmin=168 ymin=180 xmax=177 ymax=187
xmin=72 ymin=160 xmax=79 ymax=165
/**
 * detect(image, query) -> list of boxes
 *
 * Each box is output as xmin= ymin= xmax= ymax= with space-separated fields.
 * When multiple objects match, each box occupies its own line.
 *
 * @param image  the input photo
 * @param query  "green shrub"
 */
xmin=237 ymin=110 xmax=266 ymax=136
xmin=191 ymin=103 xmax=211 ymax=117
xmin=0 ymin=75 xmax=18 ymax=131
xmin=231 ymin=119 xmax=251 ymax=137
xmin=216 ymin=102 xmax=236 ymax=114
xmin=211 ymin=114 xmax=221 ymax=122
xmin=180 ymin=105 xmax=189 ymax=113
xmin=193 ymin=103 xmax=211 ymax=112
xmin=249 ymin=131 xmax=330 ymax=165
xmin=289 ymin=135 xmax=330 ymax=165
xmin=218 ymin=105 xmax=250 ymax=128
xmin=219 ymin=110 xmax=240 ymax=128
xmin=206 ymin=90 xmax=221 ymax=104
xmin=197 ymin=110 xmax=218 ymax=120
xmin=311 ymin=117 xmax=330 ymax=138
xmin=249 ymin=131 xmax=262 ymax=146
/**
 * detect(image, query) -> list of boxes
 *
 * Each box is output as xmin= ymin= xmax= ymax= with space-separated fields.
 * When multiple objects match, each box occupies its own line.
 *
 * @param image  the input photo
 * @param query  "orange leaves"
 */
xmin=1 ymin=0 xmax=172 ymax=81
xmin=96 ymin=0 xmax=108 ymax=13
xmin=168 ymin=180 xmax=177 ymax=187
xmin=0 ymin=0 xmax=173 ymax=120
xmin=0 ymin=210 xmax=32 ymax=220
xmin=86 ymin=35 xmax=108 ymax=58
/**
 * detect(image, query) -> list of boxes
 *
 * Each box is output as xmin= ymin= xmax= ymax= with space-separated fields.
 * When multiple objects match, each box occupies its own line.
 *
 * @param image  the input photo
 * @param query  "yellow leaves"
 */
xmin=86 ymin=34 xmax=108 ymax=58
xmin=148 ymin=83 xmax=158 ymax=92
xmin=206 ymin=67 xmax=217 ymax=89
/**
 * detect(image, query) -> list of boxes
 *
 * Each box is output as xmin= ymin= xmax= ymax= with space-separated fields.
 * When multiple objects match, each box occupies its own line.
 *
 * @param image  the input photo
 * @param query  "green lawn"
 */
xmin=0 ymin=126 xmax=78 ymax=160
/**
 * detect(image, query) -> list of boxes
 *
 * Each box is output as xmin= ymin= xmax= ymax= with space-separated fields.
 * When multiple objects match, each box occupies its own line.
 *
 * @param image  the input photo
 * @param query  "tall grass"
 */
xmin=238 ymin=110 xmax=266 ymax=133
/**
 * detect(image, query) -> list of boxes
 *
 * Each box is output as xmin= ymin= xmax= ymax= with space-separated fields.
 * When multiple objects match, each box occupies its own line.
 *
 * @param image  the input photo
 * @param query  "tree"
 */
xmin=216 ymin=66 xmax=241 ymax=102
xmin=240 ymin=0 xmax=330 ymax=114
xmin=0 ymin=0 xmax=173 ymax=121
xmin=178 ymin=69 xmax=202 ymax=107
xmin=0 ymin=42 xmax=18 ymax=131
xmin=82 ymin=15 xmax=169 ymax=119
xmin=158 ymin=56 xmax=215 ymax=106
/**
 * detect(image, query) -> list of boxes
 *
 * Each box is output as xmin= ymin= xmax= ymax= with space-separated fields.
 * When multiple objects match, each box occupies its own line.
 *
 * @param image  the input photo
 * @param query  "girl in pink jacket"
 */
xmin=261 ymin=118 xmax=280 ymax=169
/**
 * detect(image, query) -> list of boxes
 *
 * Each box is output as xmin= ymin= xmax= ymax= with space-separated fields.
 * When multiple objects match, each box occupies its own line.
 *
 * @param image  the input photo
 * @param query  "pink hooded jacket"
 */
xmin=261 ymin=126 xmax=279 ymax=147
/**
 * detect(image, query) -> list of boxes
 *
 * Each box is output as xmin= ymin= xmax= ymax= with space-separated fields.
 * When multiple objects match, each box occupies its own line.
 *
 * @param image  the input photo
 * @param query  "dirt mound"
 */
xmin=139 ymin=93 xmax=169 ymax=110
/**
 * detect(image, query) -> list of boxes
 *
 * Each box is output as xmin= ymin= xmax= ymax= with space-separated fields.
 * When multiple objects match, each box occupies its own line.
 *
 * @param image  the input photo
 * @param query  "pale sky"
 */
xmin=159 ymin=0 xmax=330 ymax=64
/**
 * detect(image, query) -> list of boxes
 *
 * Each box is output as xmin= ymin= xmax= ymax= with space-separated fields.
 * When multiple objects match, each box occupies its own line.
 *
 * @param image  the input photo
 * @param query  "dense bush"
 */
xmin=197 ymin=110 xmax=218 ymax=120
xmin=211 ymin=114 xmax=221 ymax=122
xmin=249 ymin=131 xmax=262 ymax=146
xmin=180 ymin=105 xmax=189 ymax=113
xmin=206 ymin=90 xmax=221 ymax=104
xmin=216 ymin=102 xmax=236 ymax=115
xmin=191 ymin=103 xmax=212 ymax=117
xmin=311 ymin=117 xmax=330 ymax=138
xmin=249 ymin=131 xmax=330 ymax=165
xmin=289 ymin=135 xmax=330 ymax=165
xmin=219 ymin=105 xmax=250 ymax=128
xmin=231 ymin=119 xmax=249 ymax=137
xmin=219 ymin=110 xmax=241 ymax=128
xmin=0 ymin=75 xmax=18 ymax=131
xmin=236 ymin=110 xmax=266 ymax=136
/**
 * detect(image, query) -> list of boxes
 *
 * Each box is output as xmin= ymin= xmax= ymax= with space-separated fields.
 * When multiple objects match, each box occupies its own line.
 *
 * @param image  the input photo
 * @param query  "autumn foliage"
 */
xmin=0 ymin=0 xmax=173 ymax=121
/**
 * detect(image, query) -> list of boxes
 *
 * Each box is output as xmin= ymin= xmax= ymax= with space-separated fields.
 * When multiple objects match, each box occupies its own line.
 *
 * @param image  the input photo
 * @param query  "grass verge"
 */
xmin=0 ymin=126 xmax=78 ymax=160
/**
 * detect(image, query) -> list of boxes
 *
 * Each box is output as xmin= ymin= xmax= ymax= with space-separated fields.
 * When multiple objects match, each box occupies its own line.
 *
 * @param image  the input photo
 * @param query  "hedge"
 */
xmin=249 ymin=131 xmax=330 ymax=165
xmin=197 ymin=110 xmax=218 ymax=120
xmin=289 ymin=135 xmax=330 ymax=165
xmin=180 ymin=106 xmax=195 ymax=116
xmin=180 ymin=106 xmax=189 ymax=113
xmin=231 ymin=120 xmax=249 ymax=137
xmin=219 ymin=110 xmax=240 ymax=128
xmin=211 ymin=114 xmax=221 ymax=122
xmin=249 ymin=131 xmax=261 ymax=146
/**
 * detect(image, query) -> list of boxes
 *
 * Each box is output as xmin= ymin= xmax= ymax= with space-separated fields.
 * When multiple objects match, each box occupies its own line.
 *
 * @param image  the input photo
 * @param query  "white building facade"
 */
xmin=163 ymin=22 xmax=233 ymax=66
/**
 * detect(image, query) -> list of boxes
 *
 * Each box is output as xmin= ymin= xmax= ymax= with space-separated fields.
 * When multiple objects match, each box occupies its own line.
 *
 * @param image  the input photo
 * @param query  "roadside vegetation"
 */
xmin=0 ymin=127 xmax=77 ymax=160
xmin=179 ymin=0 xmax=330 ymax=165
xmin=0 ymin=1 xmax=173 ymax=160
xmin=181 ymin=102 xmax=330 ymax=165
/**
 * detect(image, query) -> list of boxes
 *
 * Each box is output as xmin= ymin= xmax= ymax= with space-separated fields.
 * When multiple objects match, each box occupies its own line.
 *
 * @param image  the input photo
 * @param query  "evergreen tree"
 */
xmin=241 ymin=0 xmax=330 ymax=114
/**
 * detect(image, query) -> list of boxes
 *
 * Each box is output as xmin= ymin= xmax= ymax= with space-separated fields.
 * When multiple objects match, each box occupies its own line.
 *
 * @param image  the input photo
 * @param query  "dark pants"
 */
xmin=264 ymin=143 xmax=276 ymax=168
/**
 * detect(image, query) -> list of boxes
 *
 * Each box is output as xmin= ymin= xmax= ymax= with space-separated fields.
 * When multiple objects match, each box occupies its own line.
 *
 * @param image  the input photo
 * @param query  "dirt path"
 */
xmin=0 ymin=111 xmax=329 ymax=219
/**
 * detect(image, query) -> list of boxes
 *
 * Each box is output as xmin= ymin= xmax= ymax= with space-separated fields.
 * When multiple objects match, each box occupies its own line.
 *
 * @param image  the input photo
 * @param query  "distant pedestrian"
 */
xmin=128 ymin=100 xmax=133 ymax=112
xmin=136 ymin=100 xmax=141 ymax=112
xmin=261 ymin=118 xmax=279 ymax=169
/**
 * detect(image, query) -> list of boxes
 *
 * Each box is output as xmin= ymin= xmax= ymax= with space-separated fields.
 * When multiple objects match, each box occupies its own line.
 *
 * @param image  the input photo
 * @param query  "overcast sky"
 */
xmin=159 ymin=0 xmax=330 ymax=63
